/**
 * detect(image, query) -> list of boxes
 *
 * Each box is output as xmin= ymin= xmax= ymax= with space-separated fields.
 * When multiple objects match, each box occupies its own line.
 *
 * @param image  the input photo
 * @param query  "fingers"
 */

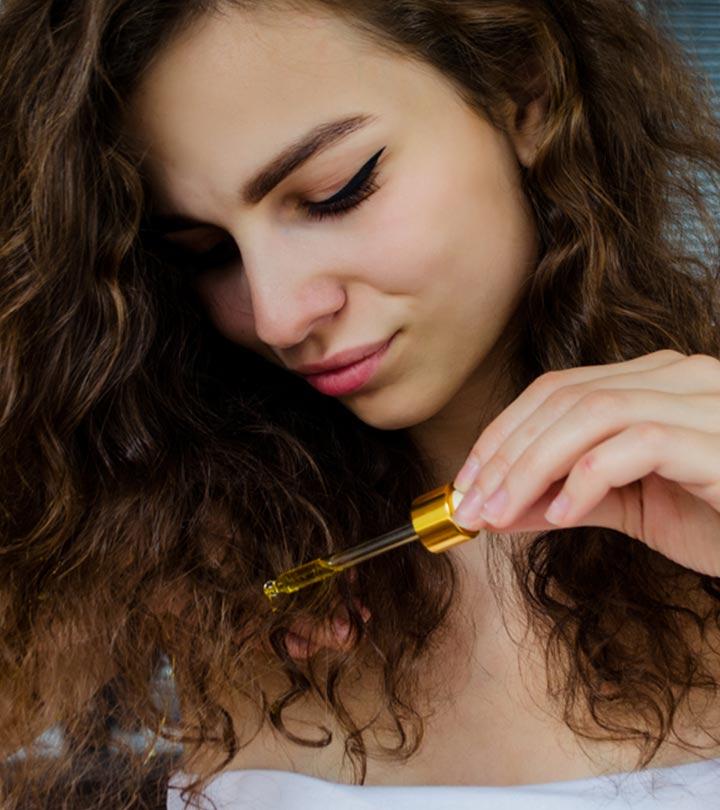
xmin=453 ymin=388 xmax=715 ymax=531
xmin=549 ymin=423 xmax=720 ymax=527
xmin=454 ymin=349 xmax=686 ymax=492
xmin=544 ymin=424 xmax=720 ymax=577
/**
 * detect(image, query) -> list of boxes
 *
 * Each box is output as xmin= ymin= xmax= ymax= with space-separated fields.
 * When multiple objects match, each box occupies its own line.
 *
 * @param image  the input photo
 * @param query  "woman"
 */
xmin=1 ymin=0 xmax=719 ymax=807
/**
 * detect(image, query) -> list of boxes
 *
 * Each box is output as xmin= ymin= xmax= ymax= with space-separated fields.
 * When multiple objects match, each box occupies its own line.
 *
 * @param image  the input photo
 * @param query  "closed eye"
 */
xmin=148 ymin=146 xmax=386 ymax=276
xmin=301 ymin=146 xmax=385 ymax=221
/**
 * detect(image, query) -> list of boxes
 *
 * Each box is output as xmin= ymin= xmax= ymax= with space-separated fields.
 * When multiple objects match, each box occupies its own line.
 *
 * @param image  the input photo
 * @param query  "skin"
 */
xmin=126 ymin=4 xmax=720 ymax=788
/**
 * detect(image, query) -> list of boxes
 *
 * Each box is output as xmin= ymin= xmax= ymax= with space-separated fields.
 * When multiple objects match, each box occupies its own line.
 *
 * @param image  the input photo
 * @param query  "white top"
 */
xmin=167 ymin=757 xmax=720 ymax=809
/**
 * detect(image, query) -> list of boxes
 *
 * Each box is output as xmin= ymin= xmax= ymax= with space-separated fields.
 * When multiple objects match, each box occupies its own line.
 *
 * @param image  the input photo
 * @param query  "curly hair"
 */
xmin=0 ymin=0 xmax=719 ymax=807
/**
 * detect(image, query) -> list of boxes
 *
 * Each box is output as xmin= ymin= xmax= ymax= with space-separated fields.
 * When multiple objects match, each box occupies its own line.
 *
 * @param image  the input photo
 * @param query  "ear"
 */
xmin=507 ymin=91 xmax=548 ymax=168
xmin=284 ymin=598 xmax=371 ymax=660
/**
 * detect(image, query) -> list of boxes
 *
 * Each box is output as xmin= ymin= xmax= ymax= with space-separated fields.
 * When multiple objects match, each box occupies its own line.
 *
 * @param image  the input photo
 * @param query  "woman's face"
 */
xmin=128 ymin=6 xmax=541 ymax=432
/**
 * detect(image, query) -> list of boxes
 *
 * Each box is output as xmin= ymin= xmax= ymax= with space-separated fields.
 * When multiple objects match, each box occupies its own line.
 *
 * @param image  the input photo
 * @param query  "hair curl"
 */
xmin=0 ymin=0 xmax=719 ymax=807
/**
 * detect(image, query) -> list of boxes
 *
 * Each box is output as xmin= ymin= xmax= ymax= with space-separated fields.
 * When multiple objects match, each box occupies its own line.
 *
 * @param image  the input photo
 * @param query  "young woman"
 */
xmin=1 ymin=0 xmax=719 ymax=808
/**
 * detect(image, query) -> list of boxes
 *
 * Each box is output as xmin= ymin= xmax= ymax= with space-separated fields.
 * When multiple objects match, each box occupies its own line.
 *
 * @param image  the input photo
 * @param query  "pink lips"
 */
xmin=302 ymin=334 xmax=396 ymax=396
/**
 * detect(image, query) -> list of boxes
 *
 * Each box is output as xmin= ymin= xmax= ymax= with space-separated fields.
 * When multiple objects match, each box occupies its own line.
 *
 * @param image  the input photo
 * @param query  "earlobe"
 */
xmin=509 ymin=92 xmax=547 ymax=168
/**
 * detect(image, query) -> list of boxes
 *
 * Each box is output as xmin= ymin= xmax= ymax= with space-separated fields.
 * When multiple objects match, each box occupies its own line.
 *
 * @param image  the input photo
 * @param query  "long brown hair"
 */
xmin=1 ymin=0 xmax=719 ymax=806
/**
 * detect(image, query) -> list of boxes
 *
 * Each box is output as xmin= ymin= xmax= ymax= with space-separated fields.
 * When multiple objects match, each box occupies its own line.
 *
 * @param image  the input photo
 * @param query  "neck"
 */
xmin=407 ymin=333 xmax=522 ymax=489
xmin=404 ymin=322 xmax=536 ymax=679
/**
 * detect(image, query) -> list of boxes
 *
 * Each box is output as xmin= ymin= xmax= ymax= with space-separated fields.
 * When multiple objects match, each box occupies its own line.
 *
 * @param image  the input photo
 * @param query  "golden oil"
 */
xmin=263 ymin=558 xmax=341 ymax=609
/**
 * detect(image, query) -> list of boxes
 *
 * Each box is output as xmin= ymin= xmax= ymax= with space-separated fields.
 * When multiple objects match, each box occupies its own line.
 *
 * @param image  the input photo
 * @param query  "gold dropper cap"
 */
xmin=263 ymin=482 xmax=478 ymax=607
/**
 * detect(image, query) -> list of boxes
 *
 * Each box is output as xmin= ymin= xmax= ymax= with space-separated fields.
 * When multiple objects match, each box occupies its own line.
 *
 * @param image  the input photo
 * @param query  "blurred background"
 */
xmin=657 ymin=0 xmax=719 ymax=115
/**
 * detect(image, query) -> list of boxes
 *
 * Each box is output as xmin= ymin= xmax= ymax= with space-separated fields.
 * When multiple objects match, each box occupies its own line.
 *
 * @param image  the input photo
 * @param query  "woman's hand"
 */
xmin=451 ymin=350 xmax=720 ymax=577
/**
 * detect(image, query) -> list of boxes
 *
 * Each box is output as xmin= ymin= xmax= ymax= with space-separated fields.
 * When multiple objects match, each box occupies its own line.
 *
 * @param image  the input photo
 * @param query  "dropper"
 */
xmin=263 ymin=482 xmax=478 ymax=607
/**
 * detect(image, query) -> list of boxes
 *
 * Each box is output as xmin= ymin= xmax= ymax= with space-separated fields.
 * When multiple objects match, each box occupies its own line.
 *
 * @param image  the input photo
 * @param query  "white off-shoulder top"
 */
xmin=166 ymin=756 xmax=720 ymax=809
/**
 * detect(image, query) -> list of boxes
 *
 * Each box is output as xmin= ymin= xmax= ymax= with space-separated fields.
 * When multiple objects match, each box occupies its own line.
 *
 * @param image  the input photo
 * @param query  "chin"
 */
xmin=346 ymin=394 xmax=443 ymax=432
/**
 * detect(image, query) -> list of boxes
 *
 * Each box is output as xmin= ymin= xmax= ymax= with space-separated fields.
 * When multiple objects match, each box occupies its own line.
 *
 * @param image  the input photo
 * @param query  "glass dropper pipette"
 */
xmin=263 ymin=482 xmax=479 ymax=607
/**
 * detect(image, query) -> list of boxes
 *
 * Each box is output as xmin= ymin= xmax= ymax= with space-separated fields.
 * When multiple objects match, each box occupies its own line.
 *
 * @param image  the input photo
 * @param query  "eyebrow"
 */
xmin=146 ymin=112 xmax=379 ymax=235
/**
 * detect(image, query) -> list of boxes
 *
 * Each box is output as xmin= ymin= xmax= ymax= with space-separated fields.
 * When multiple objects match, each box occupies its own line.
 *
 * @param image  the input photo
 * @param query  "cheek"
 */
xmin=194 ymin=271 xmax=260 ymax=347
xmin=415 ymin=156 xmax=537 ymax=309
xmin=359 ymin=149 xmax=534 ymax=304
xmin=355 ymin=183 xmax=456 ymax=295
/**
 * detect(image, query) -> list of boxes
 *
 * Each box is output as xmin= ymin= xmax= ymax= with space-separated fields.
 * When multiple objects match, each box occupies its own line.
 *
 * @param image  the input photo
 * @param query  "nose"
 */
xmin=241 ymin=242 xmax=347 ymax=350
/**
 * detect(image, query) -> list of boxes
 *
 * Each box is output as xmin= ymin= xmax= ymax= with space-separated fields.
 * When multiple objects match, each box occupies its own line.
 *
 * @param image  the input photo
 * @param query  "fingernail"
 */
xmin=544 ymin=492 xmax=570 ymax=524
xmin=453 ymin=487 xmax=485 ymax=526
xmin=454 ymin=457 xmax=482 ymax=491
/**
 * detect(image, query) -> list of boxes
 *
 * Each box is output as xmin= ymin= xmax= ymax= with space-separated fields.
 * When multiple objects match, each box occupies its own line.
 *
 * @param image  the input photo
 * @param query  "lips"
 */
xmin=294 ymin=335 xmax=396 ymax=375
xmin=300 ymin=334 xmax=397 ymax=397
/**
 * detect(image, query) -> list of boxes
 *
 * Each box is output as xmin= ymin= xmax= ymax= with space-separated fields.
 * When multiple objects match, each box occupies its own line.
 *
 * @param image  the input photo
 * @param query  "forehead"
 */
xmin=136 ymin=6 xmax=379 ymax=102
xmin=128 ymin=9 xmax=379 ymax=159
xmin=125 ymin=7 xmax=458 ymax=211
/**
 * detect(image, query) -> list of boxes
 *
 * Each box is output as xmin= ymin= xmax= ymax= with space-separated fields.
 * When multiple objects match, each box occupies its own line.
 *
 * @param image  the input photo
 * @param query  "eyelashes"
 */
xmin=160 ymin=147 xmax=386 ymax=276
xmin=301 ymin=146 xmax=385 ymax=222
